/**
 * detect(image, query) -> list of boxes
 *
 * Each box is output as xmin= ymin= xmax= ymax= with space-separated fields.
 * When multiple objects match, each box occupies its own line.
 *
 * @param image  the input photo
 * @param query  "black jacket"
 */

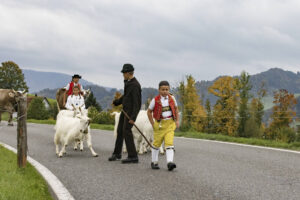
xmin=113 ymin=77 xmax=142 ymax=121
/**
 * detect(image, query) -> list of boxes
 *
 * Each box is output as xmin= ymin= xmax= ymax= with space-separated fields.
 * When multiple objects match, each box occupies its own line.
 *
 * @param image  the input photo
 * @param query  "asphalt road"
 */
xmin=0 ymin=122 xmax=299 ymax=200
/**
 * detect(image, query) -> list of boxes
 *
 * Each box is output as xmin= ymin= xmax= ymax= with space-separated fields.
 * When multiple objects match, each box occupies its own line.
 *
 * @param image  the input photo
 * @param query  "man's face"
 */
xmin=123 ymin=72 xmax=130 ymax=80
xmin=159 ymin=85 xmax=170 ymax=97
xmin=73 ymin=78 xmax=79 ymax=83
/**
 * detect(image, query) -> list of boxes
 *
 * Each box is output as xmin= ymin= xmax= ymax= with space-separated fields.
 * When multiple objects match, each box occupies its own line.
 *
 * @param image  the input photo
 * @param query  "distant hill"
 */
xmin=23 ymin=69 xmax=100 ymax=93
xmin=33 ymin=67 xmax=300 ymax=111
xmin=196 ymin=68 xmax=300 ymax=105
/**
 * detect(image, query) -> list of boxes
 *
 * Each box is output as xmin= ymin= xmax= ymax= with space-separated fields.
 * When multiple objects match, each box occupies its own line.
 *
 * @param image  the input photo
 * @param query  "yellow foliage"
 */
xmin=209 ymin=76 xmax=239 ymax=136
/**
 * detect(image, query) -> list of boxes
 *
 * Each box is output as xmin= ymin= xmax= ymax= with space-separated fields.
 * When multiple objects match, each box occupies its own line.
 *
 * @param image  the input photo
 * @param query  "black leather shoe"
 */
xmin=151 ymin=162 xmax=160 ymax=170
xmin=167 ymin=162 xmax=176 ymax=171
xmin=108 ymin=154 xmax=121 ymax=161
xmin=121 ymin=157 xmax=139 ymax=164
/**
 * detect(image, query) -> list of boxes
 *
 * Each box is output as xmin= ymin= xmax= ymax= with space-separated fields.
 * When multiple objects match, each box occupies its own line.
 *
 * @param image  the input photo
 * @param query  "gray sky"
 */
xmin=0 ymin=0 xmax=300 ymax=89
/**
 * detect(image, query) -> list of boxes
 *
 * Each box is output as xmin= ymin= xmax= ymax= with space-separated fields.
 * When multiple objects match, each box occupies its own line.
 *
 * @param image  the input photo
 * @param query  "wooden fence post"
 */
xmin=17 ymin=95 xmax=27 ymax=168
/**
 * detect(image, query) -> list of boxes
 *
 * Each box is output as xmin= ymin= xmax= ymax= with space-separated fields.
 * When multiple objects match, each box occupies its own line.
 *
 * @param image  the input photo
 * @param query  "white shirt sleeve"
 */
xmin=79 ymin=95 xmax=85 ymax=109
xmin=64 ymin=83 xmax=70 ymax=90
xmin=148 ymin=98 xmax=155 ymax=110
xmin=65 ymin=96 xmax=73 ymax=110
xmin=171 ymin=96 xmax=178 ymax=106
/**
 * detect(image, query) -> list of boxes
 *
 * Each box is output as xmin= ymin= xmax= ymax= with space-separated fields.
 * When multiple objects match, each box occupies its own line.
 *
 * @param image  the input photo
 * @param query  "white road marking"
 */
xmin=176 ymin=136 xmax=300 ymax=154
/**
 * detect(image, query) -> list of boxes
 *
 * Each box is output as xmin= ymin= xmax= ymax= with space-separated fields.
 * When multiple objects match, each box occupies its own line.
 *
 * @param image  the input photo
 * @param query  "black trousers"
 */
xmin=113 ymin=113 xmax=137 ymax=158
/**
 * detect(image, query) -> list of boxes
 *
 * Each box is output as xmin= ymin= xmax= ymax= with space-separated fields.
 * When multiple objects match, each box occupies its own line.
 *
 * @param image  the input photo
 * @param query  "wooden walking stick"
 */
xmin=121 ymin=109 xmax=155 ymax=149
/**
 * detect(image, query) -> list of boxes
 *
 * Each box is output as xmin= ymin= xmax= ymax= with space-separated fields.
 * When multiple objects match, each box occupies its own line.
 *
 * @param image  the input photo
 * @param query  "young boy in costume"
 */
xmin=63 ymin=74 xmax=85 ymax=107
xmin=147 ymin=81 xmax=180 ymax=171
xmin=65 ymin=85 xmax=85 ymax=110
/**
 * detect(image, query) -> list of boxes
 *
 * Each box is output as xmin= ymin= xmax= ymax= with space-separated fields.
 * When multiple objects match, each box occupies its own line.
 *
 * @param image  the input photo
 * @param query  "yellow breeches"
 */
xmin=153 ymin=119 xmax=176 ymax=148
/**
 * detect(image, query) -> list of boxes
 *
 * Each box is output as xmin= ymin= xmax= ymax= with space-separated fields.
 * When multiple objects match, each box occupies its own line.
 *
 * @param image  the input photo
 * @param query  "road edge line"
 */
xmin=176 ymin=137 xmax=300 ymax=154
xmin=0 ymin=141 xmax=75 ymax=200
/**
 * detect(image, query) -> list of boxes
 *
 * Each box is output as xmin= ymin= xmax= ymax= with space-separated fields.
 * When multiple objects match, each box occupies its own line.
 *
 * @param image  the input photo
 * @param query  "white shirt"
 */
xmin=64 ymin=83 xmax=85 ymax=95
xmin=148 ymin=95 xmax=177 ymax=119
xmin=66 ymin=95 xmax=85 ymax=110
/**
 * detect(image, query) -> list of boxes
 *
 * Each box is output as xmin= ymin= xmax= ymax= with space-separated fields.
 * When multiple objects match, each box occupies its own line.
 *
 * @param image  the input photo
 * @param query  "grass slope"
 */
xmin=0 ymin=145 xmax=53 ymax=200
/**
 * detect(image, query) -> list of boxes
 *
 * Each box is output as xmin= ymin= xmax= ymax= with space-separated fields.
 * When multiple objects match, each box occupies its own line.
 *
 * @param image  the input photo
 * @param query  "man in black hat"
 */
xmin=108 ymin=63 xmax=142 ymax=163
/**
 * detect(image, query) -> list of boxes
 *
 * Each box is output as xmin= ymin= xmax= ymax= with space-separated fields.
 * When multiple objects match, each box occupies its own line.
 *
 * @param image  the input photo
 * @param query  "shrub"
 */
xmin=27 ymin=97 xmax=50 ymax=120
xmin=88 ymin=106 xmax=114 ymax=124
xmin=267 ymin=127 xmax=296 ymax=143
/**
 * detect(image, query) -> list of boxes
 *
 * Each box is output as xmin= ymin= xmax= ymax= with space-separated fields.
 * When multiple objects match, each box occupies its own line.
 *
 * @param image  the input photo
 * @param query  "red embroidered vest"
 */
xmin=153 ymin=94 xmax=176 ymax=121
xmin=67 ymin=82 xmax=81 ymax=96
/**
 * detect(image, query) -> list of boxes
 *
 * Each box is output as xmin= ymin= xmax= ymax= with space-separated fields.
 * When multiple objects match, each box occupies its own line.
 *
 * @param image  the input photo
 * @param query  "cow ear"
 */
xmin=8 ymin=92 xmax=15 ymax=98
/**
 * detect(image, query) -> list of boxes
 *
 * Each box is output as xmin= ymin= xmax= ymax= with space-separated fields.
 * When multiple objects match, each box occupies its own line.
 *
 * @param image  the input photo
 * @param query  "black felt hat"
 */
xmin=72 ymin=74 xmax=82 ymax=79
xmin=121 ymin=63 xmax=134 ymax=73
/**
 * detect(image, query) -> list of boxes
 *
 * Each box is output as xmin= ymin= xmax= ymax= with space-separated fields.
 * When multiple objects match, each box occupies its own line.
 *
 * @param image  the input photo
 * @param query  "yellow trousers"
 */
xmin=153 ymin=119 xmax=176 ymax=148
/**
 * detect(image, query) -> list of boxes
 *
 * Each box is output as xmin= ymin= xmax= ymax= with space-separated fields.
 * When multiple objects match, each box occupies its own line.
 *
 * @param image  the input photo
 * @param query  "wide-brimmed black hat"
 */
xmin=121 ymin=63 xmax=134 ymax=73
xmin=72 ymin=74 xmax=82 ymax=79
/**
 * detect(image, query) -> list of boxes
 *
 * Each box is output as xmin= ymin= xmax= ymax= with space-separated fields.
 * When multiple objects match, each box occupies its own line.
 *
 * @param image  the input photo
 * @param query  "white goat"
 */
xmin=54 ymin=108 xmax=98 ymax=157
xmin=112 ymin=110 xmax=164 ymax=154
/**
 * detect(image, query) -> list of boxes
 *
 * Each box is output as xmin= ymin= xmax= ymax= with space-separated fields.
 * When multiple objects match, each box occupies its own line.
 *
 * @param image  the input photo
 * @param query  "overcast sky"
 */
xmin=0 ymin=0 xmax=300 ymax=89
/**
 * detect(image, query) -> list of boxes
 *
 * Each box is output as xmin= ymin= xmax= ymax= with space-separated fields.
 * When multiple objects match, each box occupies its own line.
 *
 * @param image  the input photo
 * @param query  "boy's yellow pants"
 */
xmin=153 ymin=119 xmax=176 ymax=148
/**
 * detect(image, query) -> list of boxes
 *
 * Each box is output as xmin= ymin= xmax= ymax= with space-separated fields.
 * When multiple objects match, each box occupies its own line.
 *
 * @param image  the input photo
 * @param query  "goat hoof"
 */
xmin=80 ymin=149 xmax=83 ymax=152
xmin=74 ymin=148 xmax=77 ymax=151
xmin=93 ymin=154 xmax=98 ymax=157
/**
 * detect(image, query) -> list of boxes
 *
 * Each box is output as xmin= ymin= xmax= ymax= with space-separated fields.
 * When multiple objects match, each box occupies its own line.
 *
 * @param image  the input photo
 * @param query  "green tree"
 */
xmin=85 ymin=91 xmax=102 ymax=112
xmin=204 ymin=99 xmax=213 ymax=133
xmin=0 ymin=61 xmax=28 ymax=91
xmin=237 ymin=71 xmax=252 ymax=137
xmin=27 ymin=97 xmax=50 ymax=120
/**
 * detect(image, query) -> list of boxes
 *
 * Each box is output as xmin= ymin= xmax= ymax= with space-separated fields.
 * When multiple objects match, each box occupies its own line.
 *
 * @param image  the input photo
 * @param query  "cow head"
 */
xmin=8 ymin=90 xmax=27 ymax=101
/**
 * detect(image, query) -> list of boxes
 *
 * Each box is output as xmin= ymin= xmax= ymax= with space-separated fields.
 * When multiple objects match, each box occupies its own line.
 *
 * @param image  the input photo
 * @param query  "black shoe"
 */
xmin=121 ymin=157 xmax=139 ymax=164
xmin=151 ymin=162 xmax=160 ymax=170
xmin=108 ymin=154 xmax=121 ymax=161
xmin=167 ymin=162 xmax=176 ymax=171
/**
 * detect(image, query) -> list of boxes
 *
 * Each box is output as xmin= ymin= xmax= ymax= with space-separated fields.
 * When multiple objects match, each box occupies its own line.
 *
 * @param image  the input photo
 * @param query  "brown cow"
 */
xmin=56 ymin=88 xmax=91 ymax=111
xmin=0 ymin=89 xmax=26 ymax=126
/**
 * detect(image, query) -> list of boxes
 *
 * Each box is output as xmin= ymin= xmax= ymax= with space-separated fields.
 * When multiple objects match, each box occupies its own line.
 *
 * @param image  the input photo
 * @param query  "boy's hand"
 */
xmin=129 ymin=120 xmax=135 ymax=125
xmin=176 ymin=120 xmax=180 ymax=128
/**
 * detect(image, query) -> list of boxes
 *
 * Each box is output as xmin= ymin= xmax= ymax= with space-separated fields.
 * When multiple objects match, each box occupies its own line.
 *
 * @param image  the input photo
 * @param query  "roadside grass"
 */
xmin=175 ymin=131 xmax=300 ymax=151
xmin=0 ymin=145 xmax=53 ymax=200
xmin=1 ymin=112 xmax=9 ymax=121
xmin=4 ymin=117 xmax=300 ymax=151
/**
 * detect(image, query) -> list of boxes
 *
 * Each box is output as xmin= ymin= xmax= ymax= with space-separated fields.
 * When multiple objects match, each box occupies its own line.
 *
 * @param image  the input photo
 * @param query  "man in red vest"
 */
xmin=63 ymin=74 xmax=84 ymax=108
xmin=147 ymin=81 xmax=179 ymax=171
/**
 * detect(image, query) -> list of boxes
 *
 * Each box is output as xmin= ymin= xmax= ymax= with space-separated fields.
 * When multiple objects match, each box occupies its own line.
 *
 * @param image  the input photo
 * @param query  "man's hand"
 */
xmin=129 ymin=120 xmax=135 ymax=125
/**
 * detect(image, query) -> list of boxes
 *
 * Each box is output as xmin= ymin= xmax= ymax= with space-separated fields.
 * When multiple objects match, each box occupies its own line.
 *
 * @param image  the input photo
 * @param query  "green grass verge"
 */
xmin=175 ymin=131 xmax=300 ymax=151
xmin=0 ymin=145 xmax=53 ymax=200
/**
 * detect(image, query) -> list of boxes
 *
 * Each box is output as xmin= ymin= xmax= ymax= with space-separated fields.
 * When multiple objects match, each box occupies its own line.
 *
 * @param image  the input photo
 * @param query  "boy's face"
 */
xmin=159 ymin=85 xmax=170 ymax=97
xmin=73 ymin=88 xmax=80 ymax=95
xmin=73 ymin=78 xmax=79 ymax=83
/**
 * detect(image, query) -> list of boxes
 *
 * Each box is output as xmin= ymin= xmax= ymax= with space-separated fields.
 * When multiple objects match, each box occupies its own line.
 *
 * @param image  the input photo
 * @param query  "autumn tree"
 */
xmin=237 ymin=71 xmax=252 ymax=137
xmin=209 ymin=76 xmax=239 ymax=136
xmin=178 ymin=75 xmax=206 ymax=131
xmin=0 ymin=61 xmax=28 ymax=91
xmin=111 ymin=91 xmax=123 ymax=112
xmin=267 ymin=89 xmax=297 ymax=142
